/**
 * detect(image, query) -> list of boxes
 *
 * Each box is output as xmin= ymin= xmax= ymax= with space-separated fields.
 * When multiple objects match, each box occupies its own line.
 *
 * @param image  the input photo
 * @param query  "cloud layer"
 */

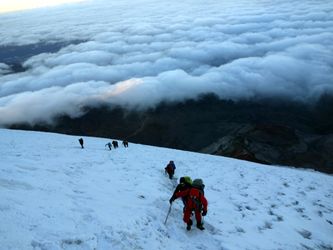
xmin=0 ymin=0 xmax=333 ymax=126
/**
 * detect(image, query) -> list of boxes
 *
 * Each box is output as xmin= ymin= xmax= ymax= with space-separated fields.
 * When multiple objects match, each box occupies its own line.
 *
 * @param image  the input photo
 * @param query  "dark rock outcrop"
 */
xmin=203 ymin=124 xmax=332 ymax=173
xmin=10 ymin=94 xmax=333 ymax=174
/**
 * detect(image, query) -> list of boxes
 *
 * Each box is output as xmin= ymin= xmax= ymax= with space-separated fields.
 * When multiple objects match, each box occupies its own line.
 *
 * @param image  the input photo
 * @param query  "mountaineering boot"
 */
xmin=196 ymin=223 xmax=205 ymax=230
xmin=186 ymin=219 xmax=193 ymax=231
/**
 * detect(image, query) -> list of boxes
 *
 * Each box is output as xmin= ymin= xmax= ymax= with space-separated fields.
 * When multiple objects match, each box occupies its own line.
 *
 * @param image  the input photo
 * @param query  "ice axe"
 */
xmin=164 ymin=203 xmax=172 ymax=225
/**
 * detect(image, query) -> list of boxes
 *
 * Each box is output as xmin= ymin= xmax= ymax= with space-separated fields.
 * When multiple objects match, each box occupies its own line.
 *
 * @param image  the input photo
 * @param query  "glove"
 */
xmin=202 ymin=210 xmax=207 ymax=216
xmin=169 ymin=197 xmax=175 ymax=204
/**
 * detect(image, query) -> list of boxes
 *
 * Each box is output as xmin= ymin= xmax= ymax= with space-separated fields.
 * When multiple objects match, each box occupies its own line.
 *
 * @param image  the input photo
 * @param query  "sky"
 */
xmin=0 ymin=0 xmax=85 ymax=13
xmin=0 ymin=0 xmax=333 ymax=126
xmin=0 ymin=128 xmax=332 ymax=249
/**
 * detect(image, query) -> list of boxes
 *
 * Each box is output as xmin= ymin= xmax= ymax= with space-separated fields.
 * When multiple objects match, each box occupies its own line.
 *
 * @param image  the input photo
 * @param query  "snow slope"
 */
xmin=0 ymin=129 xmax=332 ymax=250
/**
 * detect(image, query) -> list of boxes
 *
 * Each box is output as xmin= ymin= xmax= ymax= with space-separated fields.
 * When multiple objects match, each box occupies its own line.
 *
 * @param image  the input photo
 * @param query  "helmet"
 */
xmin=179 ymin=177 xmax=185 ymax=183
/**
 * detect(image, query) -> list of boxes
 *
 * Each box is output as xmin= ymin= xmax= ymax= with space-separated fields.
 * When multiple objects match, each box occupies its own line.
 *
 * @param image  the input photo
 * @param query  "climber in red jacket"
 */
xmin=170 ymin=179 xmax=208 ymax=230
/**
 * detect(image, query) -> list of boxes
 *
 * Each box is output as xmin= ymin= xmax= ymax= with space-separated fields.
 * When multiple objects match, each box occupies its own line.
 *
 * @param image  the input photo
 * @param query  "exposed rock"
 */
xmin=205 ymin=124 xmax=332 ymax=173
xmin=10 ymin=94 xmax=333 ymax=174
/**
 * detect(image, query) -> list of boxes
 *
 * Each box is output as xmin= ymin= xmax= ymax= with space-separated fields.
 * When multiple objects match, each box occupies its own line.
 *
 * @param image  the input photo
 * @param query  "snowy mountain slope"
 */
xmin=0 ymin=128 xmax=332 ymax=250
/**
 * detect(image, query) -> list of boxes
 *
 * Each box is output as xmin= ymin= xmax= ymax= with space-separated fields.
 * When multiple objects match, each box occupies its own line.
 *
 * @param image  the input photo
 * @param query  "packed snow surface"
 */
xmin=0 ymin=129 xmax=332 ymax=249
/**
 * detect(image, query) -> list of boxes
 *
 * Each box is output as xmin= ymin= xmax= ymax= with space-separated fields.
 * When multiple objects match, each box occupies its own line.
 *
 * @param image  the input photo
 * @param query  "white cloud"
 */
xmin=0 ymin=0 xmax=332 ymax=126
xmin=0 ymin=63 xmax=11 ymax=75
xmin=0 ymin=0 xmax=85 ymax=13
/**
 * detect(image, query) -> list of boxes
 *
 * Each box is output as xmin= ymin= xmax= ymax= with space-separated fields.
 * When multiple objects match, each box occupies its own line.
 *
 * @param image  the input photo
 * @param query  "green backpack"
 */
xmin=192 ymin=179 xmax=204 ymax=190
xmin=191 ymin=179 xmax=205 ymax=208
xmin=183 ymin=176 xmax=192 ymax=185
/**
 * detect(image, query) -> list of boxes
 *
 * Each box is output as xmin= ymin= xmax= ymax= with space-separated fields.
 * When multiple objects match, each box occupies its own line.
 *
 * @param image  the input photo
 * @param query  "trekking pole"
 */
xmin=202 ymin=212 xmax=205 ymax=225
xmin=164 ymin=203 xmax=172 ymax=225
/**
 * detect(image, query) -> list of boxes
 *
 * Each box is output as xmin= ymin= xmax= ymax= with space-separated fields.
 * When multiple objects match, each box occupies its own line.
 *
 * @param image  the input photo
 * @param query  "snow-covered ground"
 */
xmin=0 ymin=128 xmax=332 ymax=250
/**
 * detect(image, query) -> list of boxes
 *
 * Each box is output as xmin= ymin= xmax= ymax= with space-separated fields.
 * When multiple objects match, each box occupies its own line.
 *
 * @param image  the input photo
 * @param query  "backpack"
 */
xmin=182 ymin=176 xmax=192 ymax=185
xmin=192 ymin=179 xmax=205 ymax=192
xmin=189 ymin=184 xmax=204 ymax=210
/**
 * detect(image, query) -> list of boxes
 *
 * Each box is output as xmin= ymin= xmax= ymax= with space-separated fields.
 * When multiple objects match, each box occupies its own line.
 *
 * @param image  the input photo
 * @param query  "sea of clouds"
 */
xmin=0 ymin=0 xmax=332 ymax=126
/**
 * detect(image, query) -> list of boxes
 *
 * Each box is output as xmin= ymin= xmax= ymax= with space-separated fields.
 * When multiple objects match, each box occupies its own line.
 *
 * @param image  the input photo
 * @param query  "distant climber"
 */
xmin=105 ymin=142 xmax=112 ymax=150
xmin=165 ymin=160 xmax=176 ymax=179
xmin=122 ymin=140 xmax=129 ymax=147
xmin=170 ymin=178 xmax=207 ymax=231
xmin=78 ymin=138 xmax=84 ymax=149
xmin=112 ymin=140 xmax=118 ymax=149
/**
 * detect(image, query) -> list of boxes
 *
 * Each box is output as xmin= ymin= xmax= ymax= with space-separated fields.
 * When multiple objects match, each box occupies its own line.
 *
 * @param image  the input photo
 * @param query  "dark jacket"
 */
xmin=165 ymin=162 xmax=176 ymax=174
xmin=172 ymin=182 xmax=192 ymax=197
xmin=171 ymin=181 xmax=192 ymax=205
